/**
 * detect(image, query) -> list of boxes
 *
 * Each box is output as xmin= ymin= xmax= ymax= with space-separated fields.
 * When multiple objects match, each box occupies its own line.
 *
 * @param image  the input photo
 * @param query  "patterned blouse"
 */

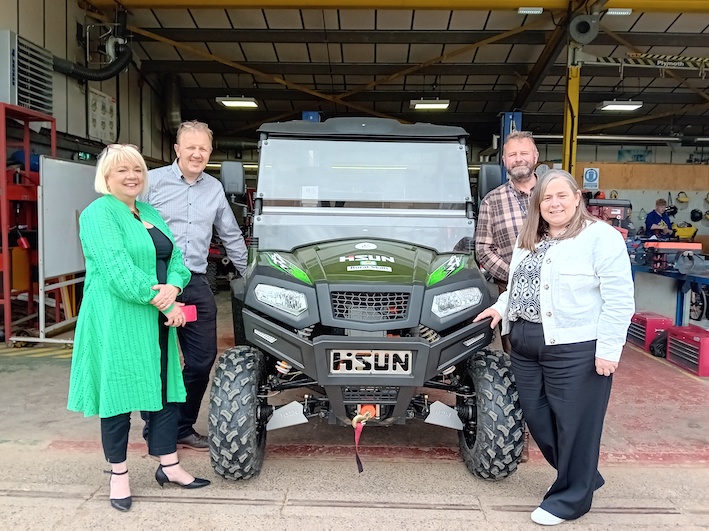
xmin=507 ymin=238 xmax=558 ymax=324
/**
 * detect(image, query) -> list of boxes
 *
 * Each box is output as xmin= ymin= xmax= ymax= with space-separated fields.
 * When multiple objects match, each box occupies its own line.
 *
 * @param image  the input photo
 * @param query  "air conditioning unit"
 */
xmin=0 ymin=30 xmax=53 ymax=116
xmin=666 ymin=324 xmax=709 ymax=377
xmin=627 ymin=312 xmax=672 ymax=352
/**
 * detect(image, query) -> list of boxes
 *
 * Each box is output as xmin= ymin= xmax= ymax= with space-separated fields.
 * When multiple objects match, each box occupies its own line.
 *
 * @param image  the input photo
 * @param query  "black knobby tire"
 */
xmin=209 ymin=346 xmax=267 ymax=480
xmin=689 ymin=286 xmax=706 ymax=321
xmin=650 ymin=332 xmax=668 ymax=358
xmin=206 ymin=261 xmax=218 ymax=294
xmin=457 ymin=348 xmax=524 ymax=480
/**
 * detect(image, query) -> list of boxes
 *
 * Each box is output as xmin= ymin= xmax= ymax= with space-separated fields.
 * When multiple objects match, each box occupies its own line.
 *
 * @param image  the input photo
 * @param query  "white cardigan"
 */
xmin=491 ymin=220 xmax=635 ymax=362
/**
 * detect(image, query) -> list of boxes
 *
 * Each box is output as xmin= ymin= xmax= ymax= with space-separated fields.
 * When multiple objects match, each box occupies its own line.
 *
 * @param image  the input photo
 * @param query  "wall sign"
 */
xmin=583 ymin=167 xmax=599 ymax=190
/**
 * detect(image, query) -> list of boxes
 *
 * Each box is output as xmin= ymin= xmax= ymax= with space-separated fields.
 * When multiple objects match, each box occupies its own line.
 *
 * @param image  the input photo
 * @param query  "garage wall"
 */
xmin=0 ymin=0 xmax=169 ymax=162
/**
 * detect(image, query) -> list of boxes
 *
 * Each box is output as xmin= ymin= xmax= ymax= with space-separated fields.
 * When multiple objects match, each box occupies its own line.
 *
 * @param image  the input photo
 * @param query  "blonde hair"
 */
xmin=517 ymin=169 xmax=596 ymax=251
xmin=94 ymin=144 xmax=149 ymax=195
xmin=655 ymin=198 xmax=667 ymax=207
xmin=176 ymin=120 xmax=213 ymax=146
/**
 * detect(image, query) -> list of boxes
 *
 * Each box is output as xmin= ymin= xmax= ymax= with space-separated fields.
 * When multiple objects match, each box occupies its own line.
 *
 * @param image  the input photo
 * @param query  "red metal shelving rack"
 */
xmin=0 ymin=103 xmax=56 ymax=342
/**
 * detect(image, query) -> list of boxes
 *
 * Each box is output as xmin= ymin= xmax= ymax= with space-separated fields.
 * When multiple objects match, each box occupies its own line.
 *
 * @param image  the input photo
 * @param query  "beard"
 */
xmin=508 ymin=163 xmax=534 ymax=182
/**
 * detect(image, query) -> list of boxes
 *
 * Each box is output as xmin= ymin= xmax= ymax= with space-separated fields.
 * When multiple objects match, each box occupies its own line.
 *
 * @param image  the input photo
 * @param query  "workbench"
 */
xmin=632 ymin=265 xmax=709 ymax=326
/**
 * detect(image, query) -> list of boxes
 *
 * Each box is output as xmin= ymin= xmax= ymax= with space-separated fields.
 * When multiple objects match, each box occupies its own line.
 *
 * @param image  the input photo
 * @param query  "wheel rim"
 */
xmin=690 ymin=289 xmax=705 ymax=321
xmin=456 ymin=371 xmax=477 ymax=449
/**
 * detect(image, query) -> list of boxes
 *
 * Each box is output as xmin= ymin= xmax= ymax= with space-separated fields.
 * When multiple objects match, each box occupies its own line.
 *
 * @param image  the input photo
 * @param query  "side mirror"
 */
xmin=221 ymin=161 xmax=245 ymax=196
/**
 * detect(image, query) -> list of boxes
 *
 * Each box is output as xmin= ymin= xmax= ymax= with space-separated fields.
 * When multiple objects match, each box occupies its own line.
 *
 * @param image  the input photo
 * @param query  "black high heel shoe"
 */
xmin=155 ymin=461 xmax=210 ymax=489
xmin=105 ymin=469 xmax=132 ymax=512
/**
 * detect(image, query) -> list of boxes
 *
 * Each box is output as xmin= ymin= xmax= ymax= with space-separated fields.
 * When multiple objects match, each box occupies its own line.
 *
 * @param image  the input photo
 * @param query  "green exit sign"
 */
xmin=78 ymin=151 xmax=93 ymax=161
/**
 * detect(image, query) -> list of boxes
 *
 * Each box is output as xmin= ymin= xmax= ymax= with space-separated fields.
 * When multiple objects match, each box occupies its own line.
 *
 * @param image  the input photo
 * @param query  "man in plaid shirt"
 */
xmin=475 ymin=131 xmax=539 ymax=352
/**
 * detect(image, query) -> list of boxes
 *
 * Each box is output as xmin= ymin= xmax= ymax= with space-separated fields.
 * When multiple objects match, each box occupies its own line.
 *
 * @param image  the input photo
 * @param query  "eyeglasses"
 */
xmin=106 ymin=143 xmax=139 ymax=151
xmin=99 ymin=143 xmax=141 ymax=159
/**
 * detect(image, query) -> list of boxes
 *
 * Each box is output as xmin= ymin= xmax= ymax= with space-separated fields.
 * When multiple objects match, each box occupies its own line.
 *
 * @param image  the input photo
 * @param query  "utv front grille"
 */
xmin=343 ymin=386 xmax=399 ymax=404
xmin=331 ymin=291 xmax=409 ymax=322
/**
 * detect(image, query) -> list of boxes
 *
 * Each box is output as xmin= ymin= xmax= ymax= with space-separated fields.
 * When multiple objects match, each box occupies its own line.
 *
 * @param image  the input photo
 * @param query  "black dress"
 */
xmin=148 ymin=227 xmax=174 ymax=403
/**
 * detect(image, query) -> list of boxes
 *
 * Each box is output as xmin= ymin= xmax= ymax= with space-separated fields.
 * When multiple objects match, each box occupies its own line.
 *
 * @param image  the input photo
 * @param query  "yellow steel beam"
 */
xmin=87 ymin=1 xmax=709 ymax=13
xmin=562 ymin=65 xmax=580 ymax=176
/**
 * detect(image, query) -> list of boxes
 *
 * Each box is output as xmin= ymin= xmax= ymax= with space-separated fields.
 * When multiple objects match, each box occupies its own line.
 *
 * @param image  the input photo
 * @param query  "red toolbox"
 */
xmin=627 ymin=312 xmax=673 ymax=352
xmin=665 ymin=324 xmax=709 ymax=377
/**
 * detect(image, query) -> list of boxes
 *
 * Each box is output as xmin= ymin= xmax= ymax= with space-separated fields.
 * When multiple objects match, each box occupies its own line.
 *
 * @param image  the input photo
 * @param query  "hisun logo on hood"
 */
xmin=339 ymin=255 xmax=395 ymax=263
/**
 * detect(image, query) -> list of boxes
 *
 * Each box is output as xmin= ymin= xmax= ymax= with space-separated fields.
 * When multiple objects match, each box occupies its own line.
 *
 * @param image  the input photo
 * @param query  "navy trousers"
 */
xmin=102 ymin=404 xmax=178 ymax=462
xmin=103 ymin=315 xmax=178 ymax=462
xmin=508 ymin=319 xmax=612 ymax=520
xmin=175 ymin=273 xmax=218 ymax=439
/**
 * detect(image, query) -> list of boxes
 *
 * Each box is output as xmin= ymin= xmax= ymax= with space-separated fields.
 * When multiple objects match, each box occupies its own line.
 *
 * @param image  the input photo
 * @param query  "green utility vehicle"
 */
xmin=209 ymin=117 xmax=524 ymax=482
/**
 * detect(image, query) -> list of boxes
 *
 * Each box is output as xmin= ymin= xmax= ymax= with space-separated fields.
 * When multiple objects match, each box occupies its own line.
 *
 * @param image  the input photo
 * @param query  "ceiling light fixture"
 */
xmin=216 ymin=96 xmax=259 ymax=109
xmin=606 ymin=8 xmax=633 ymax=16
xmin=410 ymin=98 xmax=450 ymax=110
xmin=517 ymin=7 xmax=544 ymax=15
xmin=597 ymin=100 xmax=643 ymax=111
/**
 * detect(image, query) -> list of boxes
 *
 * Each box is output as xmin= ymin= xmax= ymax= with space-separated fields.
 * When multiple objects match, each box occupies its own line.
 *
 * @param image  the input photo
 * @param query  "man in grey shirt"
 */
xmin=143 ymin=120 xmax=247 ymax=450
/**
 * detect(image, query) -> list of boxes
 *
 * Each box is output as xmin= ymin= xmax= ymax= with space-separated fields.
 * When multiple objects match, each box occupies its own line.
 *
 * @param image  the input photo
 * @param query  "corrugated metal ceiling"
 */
xmin=86 ymin=2 xmax=709 ymax=146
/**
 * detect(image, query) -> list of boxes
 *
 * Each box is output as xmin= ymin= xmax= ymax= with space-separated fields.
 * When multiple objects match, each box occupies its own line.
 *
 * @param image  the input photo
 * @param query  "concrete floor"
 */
xmin=0 ymin=288 xmax=708 ymax=529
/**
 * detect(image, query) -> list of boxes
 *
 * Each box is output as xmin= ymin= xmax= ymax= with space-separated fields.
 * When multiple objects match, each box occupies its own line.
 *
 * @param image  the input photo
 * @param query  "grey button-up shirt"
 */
xmin=143 ymin=160 xmax=247 ymax=275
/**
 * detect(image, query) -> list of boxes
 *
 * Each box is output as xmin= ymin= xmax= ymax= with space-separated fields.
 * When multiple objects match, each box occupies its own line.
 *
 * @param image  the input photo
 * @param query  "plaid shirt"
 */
xmin=475 ymin=180 xmax=532 ymax=283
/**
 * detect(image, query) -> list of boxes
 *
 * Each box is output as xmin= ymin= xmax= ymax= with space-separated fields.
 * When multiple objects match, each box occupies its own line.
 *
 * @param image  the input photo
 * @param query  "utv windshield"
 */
xmin=253 ymin=137 xmax=474 ymax=254
xmin=257 ymin=138 xmax=470 ymax=208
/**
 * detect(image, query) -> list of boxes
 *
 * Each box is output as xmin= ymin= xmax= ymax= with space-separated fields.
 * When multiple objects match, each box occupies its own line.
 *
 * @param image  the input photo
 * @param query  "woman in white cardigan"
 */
xmin=474 ymin=169 xmax=634 ymax=526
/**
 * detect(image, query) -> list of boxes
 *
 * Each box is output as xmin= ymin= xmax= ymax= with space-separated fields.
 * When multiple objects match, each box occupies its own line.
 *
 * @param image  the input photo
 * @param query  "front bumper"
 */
xmin=241 ymin=308 xmax=493 ymax=387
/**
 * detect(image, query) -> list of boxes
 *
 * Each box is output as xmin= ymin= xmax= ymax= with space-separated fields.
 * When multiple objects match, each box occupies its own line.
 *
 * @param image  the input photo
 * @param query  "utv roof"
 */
xmin=258 ymin=117 xmax=469 ymax=141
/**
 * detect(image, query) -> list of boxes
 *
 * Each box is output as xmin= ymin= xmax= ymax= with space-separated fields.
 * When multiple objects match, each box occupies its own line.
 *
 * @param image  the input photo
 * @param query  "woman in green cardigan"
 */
xmin=68 ymin=144 xmax=210 ymax=512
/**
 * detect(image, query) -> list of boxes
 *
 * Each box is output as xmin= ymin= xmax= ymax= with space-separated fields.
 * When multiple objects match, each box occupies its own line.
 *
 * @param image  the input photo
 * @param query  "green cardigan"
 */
xmin=68 ymin=194 xmax=191 ymax=418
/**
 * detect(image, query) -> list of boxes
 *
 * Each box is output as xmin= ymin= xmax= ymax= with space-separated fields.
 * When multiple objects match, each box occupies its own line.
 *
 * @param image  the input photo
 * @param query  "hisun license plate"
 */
xmin=329 ymin=350 xmax=412 ymax=375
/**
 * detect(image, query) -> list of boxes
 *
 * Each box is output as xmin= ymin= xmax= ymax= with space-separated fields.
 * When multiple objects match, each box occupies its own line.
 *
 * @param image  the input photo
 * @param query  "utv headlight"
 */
xmin=254 ymin=284 xmax=308 ymax=316
xmin=431 ymin=287 xmax=483 ymax=318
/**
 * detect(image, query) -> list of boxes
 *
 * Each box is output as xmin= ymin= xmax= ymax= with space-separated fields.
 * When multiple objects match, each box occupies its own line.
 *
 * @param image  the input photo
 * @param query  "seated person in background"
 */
xmin=620 ymin=203 xmax=637 ymax=238
xmin=644 ymin=198 xmax=673 ymax=238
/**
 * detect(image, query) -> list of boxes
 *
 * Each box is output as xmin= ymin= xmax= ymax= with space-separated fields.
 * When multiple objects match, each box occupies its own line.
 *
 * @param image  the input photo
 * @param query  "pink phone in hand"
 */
xmin=182 ymin=304 xmax=197 ymax=322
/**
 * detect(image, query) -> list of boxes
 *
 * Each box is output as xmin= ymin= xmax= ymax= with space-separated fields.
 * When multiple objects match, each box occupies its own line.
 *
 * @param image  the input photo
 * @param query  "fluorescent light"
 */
xmin=518 ymin=7 xmax=544 ymax=15
xmin=597 ymin=100 xmax=643 ymax=111
xmin=206 ymin=162 xmax=259 ymax=170
xmin=216 ymin=96 xmax=259 ymax=109
xmin=606 ymin=8 xmax=632 ymax=15
xmin=410 ymin=99 xmax=450 ymax=110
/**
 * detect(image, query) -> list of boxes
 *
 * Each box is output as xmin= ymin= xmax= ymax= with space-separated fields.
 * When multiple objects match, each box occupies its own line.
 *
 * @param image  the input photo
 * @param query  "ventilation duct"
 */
xmin=53 ymin=11 xmax=131 ymax=83
xmin=0 ymin=30 xmax=54 ymax=115
xmin=214 ymin=139 xmax=259 ymax=152
xmin=569 ymin=14 xmax=600 ymax=45
xmin=164 ymin=73 xmax=182 ymax=136
xmin=53 ymin=39 xmax=132 ymax=82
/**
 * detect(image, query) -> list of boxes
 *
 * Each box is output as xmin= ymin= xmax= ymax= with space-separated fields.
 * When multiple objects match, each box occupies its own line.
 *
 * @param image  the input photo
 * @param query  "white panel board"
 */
xmin=39 ymin=157 xmax=99 ymax=278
